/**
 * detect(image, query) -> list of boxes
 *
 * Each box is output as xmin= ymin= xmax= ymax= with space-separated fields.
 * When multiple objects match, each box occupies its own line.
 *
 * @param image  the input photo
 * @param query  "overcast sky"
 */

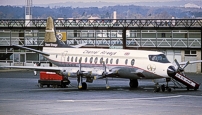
xmin=0 ymin=0 xmax=181 ymax=6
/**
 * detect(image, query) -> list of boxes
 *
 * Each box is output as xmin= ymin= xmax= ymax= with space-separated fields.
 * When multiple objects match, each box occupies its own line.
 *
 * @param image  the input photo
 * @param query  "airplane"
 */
xmin=1 ymin=17 xmax=201 ymax=92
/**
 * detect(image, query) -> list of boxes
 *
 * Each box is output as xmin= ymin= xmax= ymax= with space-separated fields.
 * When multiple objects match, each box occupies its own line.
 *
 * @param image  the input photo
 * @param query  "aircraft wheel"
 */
xmin=66 ymin=80 xmax=71 ymax=85
xmin=167 ymin=88 xmax=172 ymax=92
xmin=161 ymin=84 xmax=165 ymax=92
xmin=82 ymin=82 xmax=87 ymax=90
xmin=52 ymin=85 xmax=57 ymax=88
xmin=129 ymin=79 xmax=138 ymax=88
xmin=61 ymin=84 xmax=66 ymax=88
xmin=154 ymin=86 xmax=160 ymax=92
xmin=39 ymin=84 xmax=43 ymax=88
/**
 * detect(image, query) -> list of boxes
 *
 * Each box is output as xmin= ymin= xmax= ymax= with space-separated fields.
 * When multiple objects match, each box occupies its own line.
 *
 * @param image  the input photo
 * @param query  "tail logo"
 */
xmin=57 ymin=33 xmax=63 ymax=41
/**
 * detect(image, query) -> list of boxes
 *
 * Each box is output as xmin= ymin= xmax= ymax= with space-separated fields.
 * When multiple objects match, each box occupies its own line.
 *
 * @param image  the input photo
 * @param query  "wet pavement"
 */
xmin=0 ymin=70 xmax=202 ymax=115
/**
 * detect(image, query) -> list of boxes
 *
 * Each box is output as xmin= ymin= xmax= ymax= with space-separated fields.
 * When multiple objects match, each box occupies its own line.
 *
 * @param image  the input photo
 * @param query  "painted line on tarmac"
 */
xmin=57 ymin=95 xmax=182 ymax=102
xmin=1 ymin=95 xmax=200 ymax=103
xmin=0 ymin=95 xmax=181 ymax=102
xmin=136 ymin=95 xmax=182 ymax=100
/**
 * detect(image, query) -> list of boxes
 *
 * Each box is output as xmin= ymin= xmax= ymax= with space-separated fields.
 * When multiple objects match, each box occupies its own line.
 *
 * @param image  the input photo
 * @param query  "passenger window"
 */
xmin=67 ymin=56 xmax=69 ymax=61
xmin=131 ymin=59 xmax=135 ymax=66
xmin=79 ymin=57 xmax=82 ymax=63
xmin=116 ymin=59 xmax=119 ymax=64
xmin=110 ymin=59 xmax=113 ymax=64
xmin=90 ymin=57 xmax=93 ymax=63
xmin=71 ymin=57 xmax=74 ymax=62
xmin=85 ymin=57 xmax=88 ymax=63
xmin=106 ymin=58 xmax=108 ymax=64
xmin=125 ymin=59 xmax=128 ymax=65
xmin=100 ymin=57 xmax=103 ymax=64
xmin=75 ymin=57 xmax=77 ymax=62
xmin=94 ymin=57 xmax=98 ymax=64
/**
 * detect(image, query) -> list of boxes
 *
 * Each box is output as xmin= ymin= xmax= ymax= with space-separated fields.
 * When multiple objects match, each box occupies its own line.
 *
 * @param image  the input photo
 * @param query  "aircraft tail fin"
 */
xmin=44 ymin=17 xmax=57 ymax=44
xmin=44 ymin=17 xmax=84 ymax=48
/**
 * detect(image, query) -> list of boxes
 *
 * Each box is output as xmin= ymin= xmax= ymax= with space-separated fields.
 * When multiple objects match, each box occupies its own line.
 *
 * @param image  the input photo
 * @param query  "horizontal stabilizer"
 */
xmin=70 ymin=43 xmax=87 ymax=48
xmin=13 ymin=45 xmax=50 ymax=56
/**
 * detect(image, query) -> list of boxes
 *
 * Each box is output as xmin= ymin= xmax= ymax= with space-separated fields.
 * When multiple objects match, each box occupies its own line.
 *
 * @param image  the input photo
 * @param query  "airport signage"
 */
xmin=109 ymin=46 xmax=123 ymax=49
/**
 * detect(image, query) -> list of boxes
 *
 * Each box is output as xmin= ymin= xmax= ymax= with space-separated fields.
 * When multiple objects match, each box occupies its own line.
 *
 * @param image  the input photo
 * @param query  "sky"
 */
xmin=0 ymin=0 xmax=181 ymax=6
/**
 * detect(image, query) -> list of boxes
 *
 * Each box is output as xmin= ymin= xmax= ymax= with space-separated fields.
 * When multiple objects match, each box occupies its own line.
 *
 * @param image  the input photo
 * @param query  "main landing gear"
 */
xmin=77 ymin=76 xmax=88 ymax=90
xmin=129 ymin=79 xmax=138 ymax=88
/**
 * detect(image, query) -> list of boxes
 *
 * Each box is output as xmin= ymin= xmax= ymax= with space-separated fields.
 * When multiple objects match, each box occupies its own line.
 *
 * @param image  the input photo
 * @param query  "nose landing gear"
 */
xmin=154 ymin=78 xmax=172 ymax=92
xmin=154 ymin=84 xmax=172 ymax=92
xmin=160 ymin=84 xmax=171 ymax=92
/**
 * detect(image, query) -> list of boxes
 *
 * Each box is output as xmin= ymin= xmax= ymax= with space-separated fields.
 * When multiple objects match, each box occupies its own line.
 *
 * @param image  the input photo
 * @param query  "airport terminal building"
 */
xmin=0 ymin=18 xmax=201 ymax=73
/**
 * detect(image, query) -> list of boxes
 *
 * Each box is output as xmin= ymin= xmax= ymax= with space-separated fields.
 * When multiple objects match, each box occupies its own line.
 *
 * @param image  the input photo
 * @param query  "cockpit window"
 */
xmin=149 ymin=54 xmax=170 ymax=63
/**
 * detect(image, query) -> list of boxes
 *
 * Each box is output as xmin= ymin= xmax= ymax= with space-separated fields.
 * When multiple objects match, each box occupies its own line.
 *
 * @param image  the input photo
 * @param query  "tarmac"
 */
xmin=0 ymin=70 xmax=202 ymax=115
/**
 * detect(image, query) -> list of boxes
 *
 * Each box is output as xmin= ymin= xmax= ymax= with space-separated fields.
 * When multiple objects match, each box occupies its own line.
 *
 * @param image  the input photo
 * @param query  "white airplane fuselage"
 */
xmin=43 ymin=47 xmax=173 ymax=79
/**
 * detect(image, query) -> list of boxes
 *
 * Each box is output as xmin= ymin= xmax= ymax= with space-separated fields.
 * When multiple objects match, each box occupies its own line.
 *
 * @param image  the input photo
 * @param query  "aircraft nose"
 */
xmin=167 ymin=66 xmax=176 ymax=77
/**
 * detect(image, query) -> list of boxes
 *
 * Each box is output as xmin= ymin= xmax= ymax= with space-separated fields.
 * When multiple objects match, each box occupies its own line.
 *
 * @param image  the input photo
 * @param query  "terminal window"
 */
xmin=161 ymin=33 xmax=166 ymax=38
xmin=185 ymin=50 xmax=197 ymax=56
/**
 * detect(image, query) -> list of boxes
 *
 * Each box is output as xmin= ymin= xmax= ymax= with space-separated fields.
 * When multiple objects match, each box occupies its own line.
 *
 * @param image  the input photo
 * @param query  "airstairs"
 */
xmin=171 ymin=72 xmax=200 ymax=90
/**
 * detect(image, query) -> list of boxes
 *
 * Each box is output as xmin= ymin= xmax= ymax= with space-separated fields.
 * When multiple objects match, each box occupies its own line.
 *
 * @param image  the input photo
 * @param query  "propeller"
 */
xmin=102 ymin=61 xmax=107 ymax=76
xmin=174 ymin=59 xmax=189 ymax=72
xmin=167 ymin=59 xmax=189 ymax=78
xmin=77 ymin=58 xmax=83 ymax=89
xmin=102 ymin=61 xmax=110 ymax=89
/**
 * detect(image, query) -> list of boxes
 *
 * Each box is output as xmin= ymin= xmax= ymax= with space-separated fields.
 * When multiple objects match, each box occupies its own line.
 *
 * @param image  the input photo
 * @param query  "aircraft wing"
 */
xmin=0 ymin=66 xmax=98 ymax=78
xmin=70 ymin=43 xmax=87 ymax=48
xmin=179 ymin=60 xmax=202 ymax=65
xmin=131 ymin=69 xmax=145 ymax=78
xmin=0 ymin=66 xmax=61 ymax=72
xmin=96 ymin=67 xmax=145 ymax=79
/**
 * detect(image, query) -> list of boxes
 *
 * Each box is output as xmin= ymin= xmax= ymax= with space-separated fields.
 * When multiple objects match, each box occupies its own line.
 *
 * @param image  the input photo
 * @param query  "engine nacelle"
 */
xmin=62 ymin=72 xmax=71 ymax=76
xmin=56 ymin=69 xmax=74 ymax=77
xmin=77 ymin=70 xmax=93 ymax=77
xmin=82 ymin=71 xmax=92 ymax=77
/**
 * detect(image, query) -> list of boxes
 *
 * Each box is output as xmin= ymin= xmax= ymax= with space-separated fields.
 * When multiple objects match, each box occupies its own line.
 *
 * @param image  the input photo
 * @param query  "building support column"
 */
xmin=10 ymin=30 xmax=11 ymax=46
xmin=201 ymin=29 xmax=202 ymax=73
xmin=122 ymin=28 xmax=126 ymax=49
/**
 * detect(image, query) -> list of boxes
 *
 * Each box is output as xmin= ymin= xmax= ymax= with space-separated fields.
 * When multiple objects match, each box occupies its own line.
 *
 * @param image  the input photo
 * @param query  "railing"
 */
xmin=65 ymin=37 xmax=201 ymax=48
xmin=0 ymin=37 xmax=44 ymax=46
xmin=0 ymin=25 xmax=201 ymax=48
xmin=0 ymin=19 xmax=202 ymax=29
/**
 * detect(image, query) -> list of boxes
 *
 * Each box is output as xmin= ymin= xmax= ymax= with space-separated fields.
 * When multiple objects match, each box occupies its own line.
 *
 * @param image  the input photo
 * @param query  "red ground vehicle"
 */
xmin=38 ymin=71 xmax=70 ymax=88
